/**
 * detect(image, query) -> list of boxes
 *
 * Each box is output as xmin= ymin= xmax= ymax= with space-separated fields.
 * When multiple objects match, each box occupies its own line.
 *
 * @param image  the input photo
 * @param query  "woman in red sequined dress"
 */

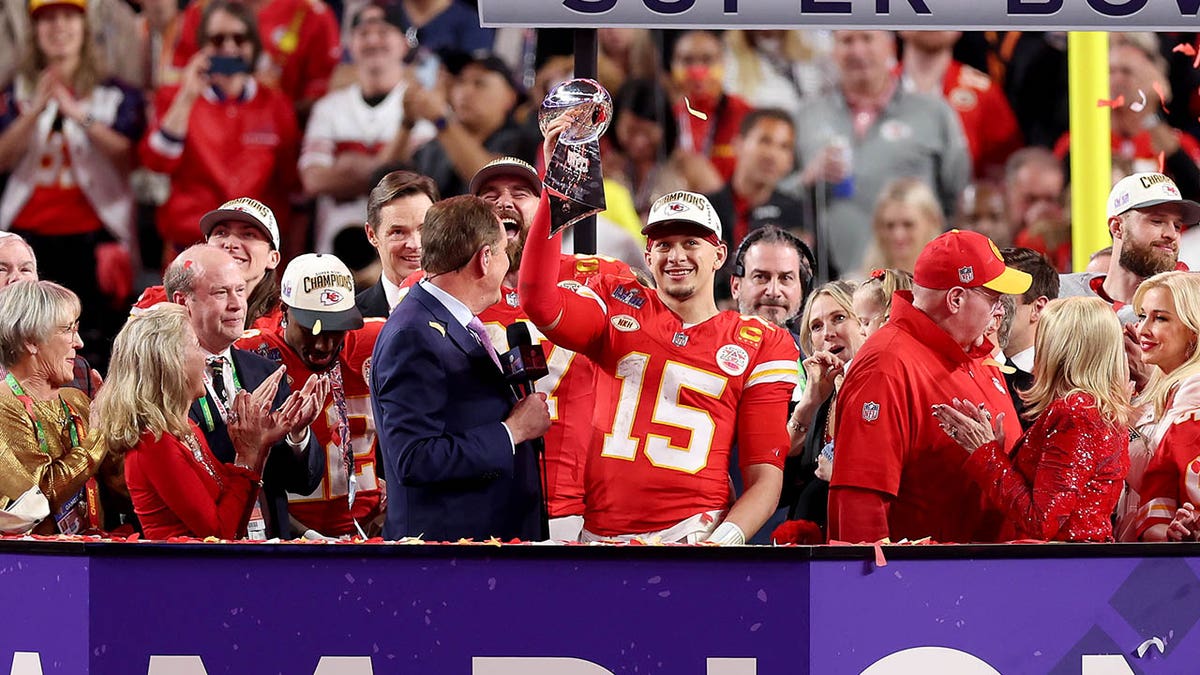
xmin=933 ymin=296 xmax=1131 ymax=542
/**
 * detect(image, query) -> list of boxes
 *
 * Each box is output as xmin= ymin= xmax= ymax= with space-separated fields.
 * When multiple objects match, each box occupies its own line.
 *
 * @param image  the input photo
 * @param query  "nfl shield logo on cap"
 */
xmin=862 ymin=401 xmax=880 ymax=422
xmin=958 ymin=266 xmax=975 ymax=284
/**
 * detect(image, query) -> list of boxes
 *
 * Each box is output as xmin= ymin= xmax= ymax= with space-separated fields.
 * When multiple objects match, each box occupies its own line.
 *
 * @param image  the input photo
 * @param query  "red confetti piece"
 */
xmin=873 ymin=542 xmax=888 ymax=567
xmin=183 ymin=260 xmax=193 ymax=269
xmin=1154 ymin=81 xmax=1170 ymax=114
xmin=1159 ymin=151 xmax=1166 ymax=174
xmin=1173 ymin=43 xmax=1197 ymax=56
xmin=1098 ymin=95 xmax=1125 ymax=109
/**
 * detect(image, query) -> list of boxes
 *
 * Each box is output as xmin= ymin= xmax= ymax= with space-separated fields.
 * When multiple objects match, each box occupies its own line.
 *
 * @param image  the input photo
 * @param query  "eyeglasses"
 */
xmin=57 ymin=321 xmax=80 ymax=338
xmin=963 ymin=286 xmax=1004 ymax=312
xmin=207 ymin=32 xmax=250 ymax=48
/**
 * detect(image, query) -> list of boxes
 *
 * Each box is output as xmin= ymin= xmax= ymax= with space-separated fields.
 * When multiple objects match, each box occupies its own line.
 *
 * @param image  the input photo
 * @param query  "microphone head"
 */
xmin=507 ymin=321 xmax=534 ymax=349
xmin=501 ymin=322 xmax=549 ymax=383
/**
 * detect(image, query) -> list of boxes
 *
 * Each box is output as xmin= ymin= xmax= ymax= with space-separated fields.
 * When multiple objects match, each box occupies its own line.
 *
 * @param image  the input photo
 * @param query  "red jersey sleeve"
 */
xmin=1135 ymin=414 xmax=1200 ymax=538
xmin=735 ymin=327 xmax=797 ymax=471
xmin=518 ymin=191 xmax=608 ymax=353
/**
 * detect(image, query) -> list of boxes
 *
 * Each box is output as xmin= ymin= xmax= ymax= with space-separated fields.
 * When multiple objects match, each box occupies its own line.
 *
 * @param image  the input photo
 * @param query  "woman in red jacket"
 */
xmin=91 ymin=304 xmax=284 ymax=540
xmin=933 ymin=296 xmax=1132 ymax=542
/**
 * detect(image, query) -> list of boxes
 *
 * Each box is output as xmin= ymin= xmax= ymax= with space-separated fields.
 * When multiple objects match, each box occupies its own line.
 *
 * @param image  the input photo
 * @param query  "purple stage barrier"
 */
xmin=0 ymin=542 xmax=1195 ymax=674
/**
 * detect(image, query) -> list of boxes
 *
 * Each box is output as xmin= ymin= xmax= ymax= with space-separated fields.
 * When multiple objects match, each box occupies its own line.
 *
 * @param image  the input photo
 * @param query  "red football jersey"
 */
xmin=398 ymin=254 xmax=634 ymax=517
xmin=235 ymin=319 xmax=385 ymax=536
xmin=559 ymin=275 xmax=798 ymax=536
xmin=1134 ymin=412 xmax=1200 ymax=538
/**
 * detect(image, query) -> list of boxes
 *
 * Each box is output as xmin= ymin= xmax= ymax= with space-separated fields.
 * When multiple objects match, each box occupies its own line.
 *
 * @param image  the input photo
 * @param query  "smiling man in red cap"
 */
xmin=828 ymin=229 xmax=1032 ymax=544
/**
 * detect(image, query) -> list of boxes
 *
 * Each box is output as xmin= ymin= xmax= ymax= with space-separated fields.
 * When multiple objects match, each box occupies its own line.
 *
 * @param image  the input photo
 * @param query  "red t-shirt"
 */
xmin=555 ymin=275 xmax=798 ymax=536
xmin=398 ymin=254 xmax=635 ymax=518
xmin=235 ymin=319 xmax=385 ymax=536
xmin=171 ymin=0 xmax=341 ymax=106
xmin=1134 ymin=411 xmax=1200 ymax=538
xmin=830 ymin=292 xmax=1022 ymax=543
xmin=125 ymin=420 xmax=261 ymax=540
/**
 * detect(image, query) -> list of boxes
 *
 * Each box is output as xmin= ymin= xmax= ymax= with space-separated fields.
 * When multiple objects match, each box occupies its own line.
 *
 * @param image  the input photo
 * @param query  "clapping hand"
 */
xmin=932 ymin=398 xmax=1006 ymax=455
xmin=276 ymin=373 xmax=331 ymax=442
xmin=227 ymin=367 xmax=289 ymax=470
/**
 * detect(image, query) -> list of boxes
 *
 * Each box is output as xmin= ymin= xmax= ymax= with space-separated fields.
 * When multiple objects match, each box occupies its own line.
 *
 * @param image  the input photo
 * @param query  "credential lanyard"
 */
xmin=5 ymin=373 xmax=81 ymax=452
xmin=199 ymin=359 xmax=243 ymax=432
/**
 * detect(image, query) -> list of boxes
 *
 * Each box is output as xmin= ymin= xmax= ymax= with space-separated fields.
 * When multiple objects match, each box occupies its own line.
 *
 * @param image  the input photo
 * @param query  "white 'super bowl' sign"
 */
xmin=478 ymin=0 xmax=1200 ymax=30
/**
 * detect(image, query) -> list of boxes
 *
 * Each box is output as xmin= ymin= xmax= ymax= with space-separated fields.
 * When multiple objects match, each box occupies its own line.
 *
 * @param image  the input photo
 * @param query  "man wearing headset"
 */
xmin=729 ymin=225 xmax=815 ymax=337
xmin=727 ymin=225 xmax=814 ymax=542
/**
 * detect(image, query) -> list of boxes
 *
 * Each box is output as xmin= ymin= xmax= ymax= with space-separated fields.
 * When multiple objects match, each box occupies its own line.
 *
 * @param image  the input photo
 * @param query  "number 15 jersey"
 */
xmin=558 ymin=275 xmax=799 ymax=536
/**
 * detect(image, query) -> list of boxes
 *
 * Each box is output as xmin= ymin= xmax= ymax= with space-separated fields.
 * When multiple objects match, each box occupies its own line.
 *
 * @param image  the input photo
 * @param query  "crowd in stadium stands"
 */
xmin=6 ymin=0 xmax=1200 ymax=545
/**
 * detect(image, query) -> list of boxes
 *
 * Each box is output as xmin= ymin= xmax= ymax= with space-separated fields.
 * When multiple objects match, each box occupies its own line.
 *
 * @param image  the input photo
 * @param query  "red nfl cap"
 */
xmin=914 ymin=229 xmax=1031 ymax=294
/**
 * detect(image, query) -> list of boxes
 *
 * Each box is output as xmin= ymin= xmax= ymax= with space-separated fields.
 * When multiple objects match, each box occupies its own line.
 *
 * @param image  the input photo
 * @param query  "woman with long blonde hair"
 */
xmin=935 ymin=297 xmax=1132 ymax=542
xmin=92 ymin=304 xmax=284 ymax=540
xmin=1125 ymin=272 xmax=1200 ymax=541
xmin=859 ymin=178 xmax=944 ymax=277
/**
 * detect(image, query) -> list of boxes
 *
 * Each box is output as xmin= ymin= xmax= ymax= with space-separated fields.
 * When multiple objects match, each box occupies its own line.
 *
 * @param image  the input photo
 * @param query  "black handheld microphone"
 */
xmin=502 ymin=322 xmax=549 ymax=397
xmin=503 ymin=321 xmax=551 ymax=540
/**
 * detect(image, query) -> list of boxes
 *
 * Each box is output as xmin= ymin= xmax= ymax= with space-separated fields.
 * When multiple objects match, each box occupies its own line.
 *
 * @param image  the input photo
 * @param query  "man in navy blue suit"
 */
xmin=165 ymin=244 xmax=328 ymax=539
xmin=371 ymin=195 xmax=550 ymax=541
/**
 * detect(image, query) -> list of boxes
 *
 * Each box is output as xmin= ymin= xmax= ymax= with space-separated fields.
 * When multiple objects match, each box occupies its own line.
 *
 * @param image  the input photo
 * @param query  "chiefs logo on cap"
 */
xmin=320 ymin=289 xmax=343 ymax=306
xmin=666 ymin=201 xmax=688 ymax=213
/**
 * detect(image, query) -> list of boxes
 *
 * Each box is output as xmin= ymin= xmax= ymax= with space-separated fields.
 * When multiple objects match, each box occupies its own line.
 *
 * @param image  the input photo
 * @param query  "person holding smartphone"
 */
xmin=140 ymin=0 xmax=299 ymax=267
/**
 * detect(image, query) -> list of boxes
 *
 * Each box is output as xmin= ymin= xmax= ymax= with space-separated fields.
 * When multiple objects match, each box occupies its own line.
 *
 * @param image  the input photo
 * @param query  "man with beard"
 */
xmin=727 ymin=225 xmax=814 ymax=542
xmin=237 ymin=254 xmax=387 ymax=538
xmin=1060 ymin=173 xmax=1200 ymax=325
xmin=729 ymin=226 xmax=814 ymax=335
xmin=400 ymin=157 xmax=635 ymax=541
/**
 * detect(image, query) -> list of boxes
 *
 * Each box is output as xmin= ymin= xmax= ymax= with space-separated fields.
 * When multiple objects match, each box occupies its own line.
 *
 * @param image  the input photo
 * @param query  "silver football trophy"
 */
xmin=539 ymin=78 xmax=611 ymax=235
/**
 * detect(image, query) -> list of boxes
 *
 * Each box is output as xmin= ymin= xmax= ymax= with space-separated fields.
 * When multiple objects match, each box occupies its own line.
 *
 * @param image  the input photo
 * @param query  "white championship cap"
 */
xmin=279 ymin=253 xmax=363 ymax=333
xmin=1107 ymin=172 xmax=1200 ymax=224
xmin=199 ymin=197 xmax=281 ymax=250
xmin=643 ymin=190 xmax=722 ymax=240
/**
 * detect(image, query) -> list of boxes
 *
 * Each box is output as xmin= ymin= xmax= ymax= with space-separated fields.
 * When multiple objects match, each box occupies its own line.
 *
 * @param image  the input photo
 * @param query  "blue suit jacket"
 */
xmin=371 ymin=283 xmax=545 ymax=541
xmin=189 ymin=348 xmax=325 ymax=539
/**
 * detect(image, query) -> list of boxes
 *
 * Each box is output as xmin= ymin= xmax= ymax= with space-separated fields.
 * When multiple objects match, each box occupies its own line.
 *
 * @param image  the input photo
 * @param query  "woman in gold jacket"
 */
xmin=0 ymin=280 xmax=105 ymax=534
